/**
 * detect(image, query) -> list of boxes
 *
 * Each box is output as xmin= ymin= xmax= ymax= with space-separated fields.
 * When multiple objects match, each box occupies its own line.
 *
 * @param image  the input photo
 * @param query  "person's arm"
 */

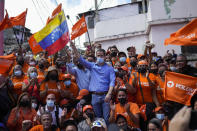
xmin=125 ymin=76 xmax=136 ymax=95
xmin=40 ymin=83 xmax=48 ymax=98
xmin=105 ymin=68 xmax=116 ymax=102
xmin=70 ymin=42 xmax=94 ymax=70
xmin=67 ymin=63 xmax=77 ymax=76
xmin=125 ymin=104 xmax=139 ymax=126
xmin=7 ymin=108 xmax=20 ymax=128
xmin=22 ymin=79 xmax=34 ymax=92
xmin=109 ymin=102 xmax=116 ymax=123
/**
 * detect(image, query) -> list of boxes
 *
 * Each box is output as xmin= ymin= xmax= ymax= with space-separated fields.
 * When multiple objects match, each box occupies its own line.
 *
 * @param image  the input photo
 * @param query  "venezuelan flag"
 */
xmin=29 ymin=11 xmax=70 ymax=55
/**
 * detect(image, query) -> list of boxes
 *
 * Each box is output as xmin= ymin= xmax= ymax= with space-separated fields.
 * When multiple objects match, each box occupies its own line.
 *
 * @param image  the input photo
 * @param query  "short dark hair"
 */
xmin=191 ymin=94 xmax=197 ymax=110
xmin=148 ymin=118 xmax=162 ymax=130
xmin=87 ymin=55 xmax=96 ymax=60
xmin=118 ymin=52 xmax=127 ymax=57
xmin=117 ymin=88 xmax=127 ymax=95
xmin=41 ymin=111 xmax=52 ymax=119
xmin=115 ymin=114 xmax=127 ymax=123
xmin=96 ymin=49 xmax=106 ymax=56
xmin=61 ymin=120 xmax=78 ymax=131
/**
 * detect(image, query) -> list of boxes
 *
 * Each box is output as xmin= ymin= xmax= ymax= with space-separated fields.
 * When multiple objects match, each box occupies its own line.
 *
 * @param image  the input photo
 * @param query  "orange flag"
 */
xmin=71 ymin=15 xmax=87 ymax=40
xmin=164 ymin=18 xmax=197 ymax=46
xmin=0 ymin=53 xmax=15 ymax=75
xmin=0 ymin=9 xmax=27 ymax=31
xmin=28 ymin=34 xmax=43 ymax=54
xmin=46 ymin=4 xmax=62 ymax=25
xmin=164 ymin=71 xmax=197 ymax=106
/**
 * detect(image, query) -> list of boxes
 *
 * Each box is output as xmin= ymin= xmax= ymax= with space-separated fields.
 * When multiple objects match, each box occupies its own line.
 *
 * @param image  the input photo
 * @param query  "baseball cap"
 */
xmin=138 ymin=60 xmax=148 ymax=65
xmin=76 ymin=89 xmax=89 ymax=100
xmin=83 ymin=105 xmax=93 ymax=113
xmin=91 ymin=120 xmax=104 ymax=128
xmin=121 ymin=66 xmax=129 ymax=72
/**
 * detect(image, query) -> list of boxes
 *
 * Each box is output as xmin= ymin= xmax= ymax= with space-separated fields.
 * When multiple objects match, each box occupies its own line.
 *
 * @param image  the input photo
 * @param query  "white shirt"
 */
xmin=37 ymin=105 xmax=62 ymax=126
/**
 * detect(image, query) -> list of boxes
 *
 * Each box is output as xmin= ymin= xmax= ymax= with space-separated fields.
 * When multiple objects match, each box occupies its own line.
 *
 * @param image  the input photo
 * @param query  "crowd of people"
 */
xmin=0 ymin=41 xmax=197 ymax=131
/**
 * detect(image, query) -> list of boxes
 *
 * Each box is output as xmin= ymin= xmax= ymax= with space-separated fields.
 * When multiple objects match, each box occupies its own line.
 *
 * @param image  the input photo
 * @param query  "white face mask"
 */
xmin=32 ymin=103 xmax=37 ymax=109
xmin=156 ymin=113 xmax=165 ymax=120
xmin=29 ymin=62 xmax=36 ymax=66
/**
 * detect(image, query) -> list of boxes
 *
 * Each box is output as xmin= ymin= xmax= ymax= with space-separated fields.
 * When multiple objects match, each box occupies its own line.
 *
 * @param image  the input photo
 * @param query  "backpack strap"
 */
xmin=55 ymin=105 xmax=60 ymax=128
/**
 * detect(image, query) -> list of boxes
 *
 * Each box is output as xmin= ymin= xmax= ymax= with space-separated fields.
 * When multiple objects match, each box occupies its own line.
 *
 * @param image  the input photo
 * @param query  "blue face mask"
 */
xmin=15 ymin=70 xmax=22 ymax=76
xmin=114 ymin=68 xmax=118 ymax=72
xmin=156 ymin=113 xmax=165 ymax=120
xmin=46 ymin=100 xmax=54 ymax=107
xmin=106 ymin=62 xmax=112 ymax=65
xmin=30 ymin=72 xmax=37 ymax=79
xmin=96 ymin=57 xmax=104 ymax=64
xmin=64 ymin=80 xmax=71 ymax=86
xmin=120 ymin=57 xmax=126 ymax=62
xmin=170 ymin=67 xmax=177 ymax=72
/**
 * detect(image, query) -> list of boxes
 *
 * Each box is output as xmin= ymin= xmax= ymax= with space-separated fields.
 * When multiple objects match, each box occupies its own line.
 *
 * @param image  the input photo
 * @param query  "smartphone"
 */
xmin=189 ymin=110 xmax=197 ymax=130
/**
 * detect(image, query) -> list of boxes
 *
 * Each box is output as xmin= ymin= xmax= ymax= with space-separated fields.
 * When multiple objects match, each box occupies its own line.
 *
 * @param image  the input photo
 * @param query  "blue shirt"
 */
xmin=79 ymin=56 xmax=115 ymax=92
xmin=67 ymin=63 xmax=91 ymax=90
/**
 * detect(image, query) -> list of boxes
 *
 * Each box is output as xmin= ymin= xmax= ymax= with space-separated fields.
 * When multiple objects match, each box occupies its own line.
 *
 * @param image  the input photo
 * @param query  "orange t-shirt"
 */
xmin=155 ymin=76 xmax=165 ymax=104
xmin=129 ymin=73 xmax=156 ymax=106
xmin=29 ymin=125 xmax=60 ymax=131
xmin=7 ymin=108 xmax=37 ymax=131
xmin=62 ymin=82 xmax=79 ymax=98
xmin=126 ymin=57 xmax=131 ymax=67
xmin=112 ymin=102 xmax=140 ymax=128
xmin=37 ymin=69 xmax=45 ymax=81
xmin=40 ymin=81 xmax=65 ymax=102
xmin=11 ymin=76 xmax=25 ymax=95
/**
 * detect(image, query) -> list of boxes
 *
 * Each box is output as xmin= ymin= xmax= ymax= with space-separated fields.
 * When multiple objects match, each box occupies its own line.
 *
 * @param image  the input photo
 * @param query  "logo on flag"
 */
xmin=167 ymin=81 xmax=174 ymax=88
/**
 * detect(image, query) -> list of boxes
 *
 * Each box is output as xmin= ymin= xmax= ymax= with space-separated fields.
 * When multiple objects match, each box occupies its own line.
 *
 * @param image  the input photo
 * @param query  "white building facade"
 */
xmin=81 ymin=0 xmax=197 ymax=56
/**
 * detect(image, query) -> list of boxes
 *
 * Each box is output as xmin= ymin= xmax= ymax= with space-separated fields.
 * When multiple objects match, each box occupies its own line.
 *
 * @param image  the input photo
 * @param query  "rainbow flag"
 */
xmin=29 ymin=10 xmax=70 ymax=55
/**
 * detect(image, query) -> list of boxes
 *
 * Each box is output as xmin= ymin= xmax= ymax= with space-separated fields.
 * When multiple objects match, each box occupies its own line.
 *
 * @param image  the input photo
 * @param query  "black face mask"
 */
xmin=86 ymin=112 xmax=94 ymax=120
xmin=38 ymin=63 xmax=45 ymax=69
xmin=130 ymin=61 xmax=137 ymax=67
xmin=49 ymin=74 xmax=58 ymax=80
xmin=138 ymin=67 xmax=147 ymax=73
xmin=119 ymin=125 xmax=128 ymax=130
xmin=158 ymin=70 xmax=165 ymax=77
xmin=18 ymin=60 xmax=24 ymax=66
xmin=118 ymin=72 xmax=125 ymax=79
xmin=20 ymin=100 xmax=31 ymax=107
xmin=118 ymin=98 xmax=127 ymax=105
xmin=150 ymin=69 xmax=158 ymax=74
xmin=111 ymin=52 xmax=117 ymax=57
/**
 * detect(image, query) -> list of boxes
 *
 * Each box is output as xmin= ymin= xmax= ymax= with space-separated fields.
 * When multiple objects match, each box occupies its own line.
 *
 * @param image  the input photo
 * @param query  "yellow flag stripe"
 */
xmin=34 ymin=11 xmax=66 ymax=43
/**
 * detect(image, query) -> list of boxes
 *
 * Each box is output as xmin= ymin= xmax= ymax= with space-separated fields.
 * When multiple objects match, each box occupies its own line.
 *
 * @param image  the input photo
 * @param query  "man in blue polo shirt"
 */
xmin=70 ymin=42 xmax=115 ymax=124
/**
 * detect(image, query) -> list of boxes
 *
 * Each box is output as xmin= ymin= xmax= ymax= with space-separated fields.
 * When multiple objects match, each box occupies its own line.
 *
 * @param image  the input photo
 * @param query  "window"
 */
xmin=88 ymin=16 xmax=94 ymax=29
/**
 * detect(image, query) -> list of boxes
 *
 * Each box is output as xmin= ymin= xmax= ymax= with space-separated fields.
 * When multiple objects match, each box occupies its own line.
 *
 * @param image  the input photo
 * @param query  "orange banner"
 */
xmin=0 ymin=53 xmax=15 ymax=74
xmin=0 ymin=9 xmax=27 ymax=31
xmin=71 ymin=15 xmax=87 ymax=40
xmin=0 ymin=53 xmax=16 ymax=60
xmin=164 ymin=18 xmax=197 ymax=46
xmin=52 ymin=3 xmax=62 ymax=17
xmin=164 ymin=71 xmax=197 ymax=106
xmin=28 ymin=34 xmax=43 ymax=54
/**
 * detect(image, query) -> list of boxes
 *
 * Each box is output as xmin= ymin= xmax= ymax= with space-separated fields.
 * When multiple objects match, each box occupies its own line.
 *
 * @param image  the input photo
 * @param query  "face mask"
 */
xmin=96 ymin=57 xmax=104 ymax=64
xmin=119 ymin=125 xmax=128 ymax=130
xmin=18 ymin=60 xmax=24 ymax=66
xmin=170 ymin=67 xmax=177 ymax=72
xmin=20 ymin=100 xmax=31 ymax=107
xmin=64 ymin=80 xmax=71 ymax=86
xmin=138 ymin=67 xmax=147 ymax=73
xmin=86 ymin=112 xmax=94 ymax=120
xmin=32 ymin=103 xmax=37 ymax=109
xmin=130 ymin=61 xmax=137 ymax=67
xmin=158 ymin=70 xmax=165 ymax=77
xmin=106 ymin=62 xmax=112 ymax=65
xmin=118 ymin=98 xmax=127 ymax=105
xmin=14 ymin=70 xmax=22 ymax=76
xmin=114 ymin=68 xmax=118 ymax=72
xmin=156 ymin=113 xmax=165 ymax=120
xmin=29 ymin=62 xmax=36 ymax=66
xmin=30 ymin=72 xmax=37 ymax=79
xmin=119 ymin=57 xmax=126 ymax=62
xmin=47 ymin=100 xmax=55 ymax=107
xmin=49 ymin=74 xmax=58 ymax=80
xmin=150 ymin=69 xmax=158 ymax=74
xmin=110 ymin=52 xmax=117 ymax=57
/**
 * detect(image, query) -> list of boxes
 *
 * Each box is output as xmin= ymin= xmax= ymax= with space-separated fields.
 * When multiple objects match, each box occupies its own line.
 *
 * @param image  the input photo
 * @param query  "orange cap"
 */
xmin=138 ymin=60 xmax=148 ymax=65
xmin=83 ymin=105 xmax=93 ymax=112
xmin=76 ymin=89 xmax=89 ymax=100
xmin=121 ymin=66 xmax=129 ymax=72
xmin=60 ymin=98 xmax=69 ymax=107
xmin=155 ymin=106 xmax=163 ymax=112
xmin=137 ymin=54 xmax=144 ymax=59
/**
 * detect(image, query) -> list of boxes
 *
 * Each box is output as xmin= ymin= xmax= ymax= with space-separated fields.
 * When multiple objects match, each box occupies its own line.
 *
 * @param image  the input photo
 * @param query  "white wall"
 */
xmin=101 ymin=35 xmax=147 ymax=55
xmin=149 ymin=22 xmax=188 ymax=56
xmin=148 ymin=0 xmax=197 ymax=21
xmin=94 ymin=14 xmax=146 ymax=40
xmin=98 ymin=3 xmax=139 ymax=21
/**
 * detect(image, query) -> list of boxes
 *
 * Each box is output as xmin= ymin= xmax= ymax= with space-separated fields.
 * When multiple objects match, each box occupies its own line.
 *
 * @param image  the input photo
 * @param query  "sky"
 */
xmin=4 ymin=0 xmax=130 ymax=47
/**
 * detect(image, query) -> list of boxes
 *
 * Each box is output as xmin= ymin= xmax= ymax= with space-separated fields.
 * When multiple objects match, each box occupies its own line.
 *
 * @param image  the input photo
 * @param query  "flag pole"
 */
xmin=86 ymin=29 xmax=91 ymax=46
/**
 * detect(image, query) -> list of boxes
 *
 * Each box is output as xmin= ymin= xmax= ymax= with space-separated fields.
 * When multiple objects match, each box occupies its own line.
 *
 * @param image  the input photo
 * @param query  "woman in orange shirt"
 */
xmin=11 ymin=65 xmax=25 ymax=99
xmin=7 ymin=93 xmax=38 ymax=131
xmin=130 ymin=60 xmax=159 ymax=107
xmin=40 ymin=66 xmax=65 ymax=103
